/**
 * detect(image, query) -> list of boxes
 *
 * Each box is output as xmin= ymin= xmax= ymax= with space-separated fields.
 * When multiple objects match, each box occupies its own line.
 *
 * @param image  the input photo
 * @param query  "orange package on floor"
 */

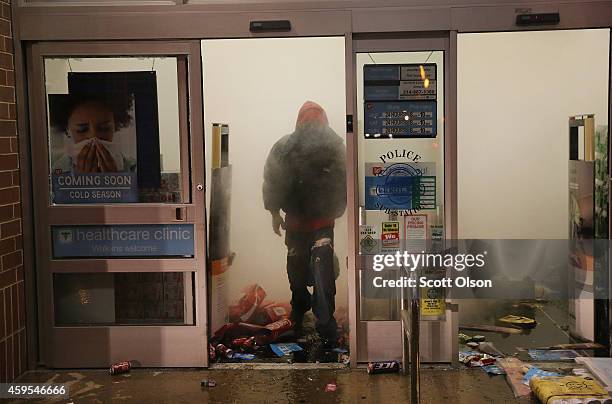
xmin=229 ymin=284 xmax=267 ymax=323
xmin=261 ymin=301 xmax=292 ymax=323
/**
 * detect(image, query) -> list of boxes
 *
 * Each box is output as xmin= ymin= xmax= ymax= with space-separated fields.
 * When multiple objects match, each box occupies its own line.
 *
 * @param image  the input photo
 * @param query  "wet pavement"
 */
xmin=12 ymin=366 xmax=535 ymax=403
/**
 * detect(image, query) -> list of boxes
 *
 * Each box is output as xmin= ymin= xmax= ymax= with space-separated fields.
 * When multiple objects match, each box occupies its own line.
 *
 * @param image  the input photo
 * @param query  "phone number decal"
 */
xmin=0 ymin=383 xmax=69 ymax=398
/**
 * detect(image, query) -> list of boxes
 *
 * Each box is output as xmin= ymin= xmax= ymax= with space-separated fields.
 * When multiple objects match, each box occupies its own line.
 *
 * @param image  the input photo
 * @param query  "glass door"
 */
xmin=352 ymin=36 xmax=455 ymax=363
xmin=28 ymin=42 xmax=206 ymax=367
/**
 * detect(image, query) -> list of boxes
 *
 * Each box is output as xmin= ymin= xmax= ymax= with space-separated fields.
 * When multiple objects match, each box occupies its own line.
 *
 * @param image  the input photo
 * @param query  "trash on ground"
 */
xmin=482 ymin=364 xmax=506 ymax=375
xmin=466 ymin=342 xmax=479 ymax=349
xmin=109 ymin=361 xmax=132 ymax=375
xmin=209 ymin=344 xmax=217 ymax=361
xmin=536 ymin=342 xmax=606 ymax=350
xmin=338 ymin=353 xmax=350 ymax=365
xmin=477 ymin=342 xmax=505 ymax=357
xmin=215 ymin=343 xmax=234 ymax=359
xmin=232 ymin=353 xmax=256 ymax=361
xmin=270 ymin=343 xmax=303 ymax=357
xmin=211 ymin=282 xmax=349 ymax=364
xmin=367 ymin=361 xmax=400 ymax=374
xmin=527 ymin=349 xmax=578 ymax=361
xmin=229 ymin=284 xmax=267 ymax=323
xmin=522 ymin=366 xmax=560 ymax=385
xmin=498 ymin=315 xmax=537 ymax=329
xmin=530 ymin=376 xmax=611 ymax=404
xmin=458 ymin=333 xmax=472 ymax=344
xmin=325 ymin=383 xmax=337 ymax=392
xmin=470 ymin=355 xmax=496 ymax=367
xmin=255 ymin=318 xmax=294 ymax=345
xmin=201 ymin=379 xmax=217 ymax=388
xmin=460 ymin=324 xmax=523 ymax=334
xmin=459 ymin=350 xmax=481 ymax=365
xmin=575 ymin=357 xmax=612 ymax=392
xmin=471 ymin=335 xmax=486 ymax=342
xmin=261 ymin=301 xmax=292 ymax=323
xmin=231 ymin=336 xmax=256 ymax=351
xmin=497 ymin=358 xmax=532 ymax=398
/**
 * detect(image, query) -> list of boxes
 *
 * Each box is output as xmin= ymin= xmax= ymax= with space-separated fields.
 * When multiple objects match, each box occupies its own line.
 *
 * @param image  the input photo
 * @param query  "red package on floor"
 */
xmin=255 ymin=318 xmax=294 ymax=345
xmin=229 ymin=284 xmax=267 ymax=323
xmin=213 ymin=322 xmax=266 ymax=342
xmin=261 ymin=301 xmax=292 ymax=323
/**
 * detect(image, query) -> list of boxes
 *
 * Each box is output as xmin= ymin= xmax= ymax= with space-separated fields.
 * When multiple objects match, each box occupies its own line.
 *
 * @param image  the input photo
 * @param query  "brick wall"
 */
xmin=0 ymin=0 xmax=26 ymax=383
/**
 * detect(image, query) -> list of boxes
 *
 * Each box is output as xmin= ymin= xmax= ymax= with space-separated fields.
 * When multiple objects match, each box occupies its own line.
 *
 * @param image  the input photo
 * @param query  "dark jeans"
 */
xmin=285 ymin=227 xmax=337 ymax=341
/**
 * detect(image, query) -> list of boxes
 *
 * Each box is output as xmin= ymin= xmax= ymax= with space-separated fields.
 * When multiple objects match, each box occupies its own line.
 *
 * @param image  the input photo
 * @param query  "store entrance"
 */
xmin=202 ymin=37 xmax=351 ymax=365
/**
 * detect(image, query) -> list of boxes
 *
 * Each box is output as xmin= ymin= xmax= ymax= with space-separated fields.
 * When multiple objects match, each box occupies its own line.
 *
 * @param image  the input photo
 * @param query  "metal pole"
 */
xmin=410 ymin=297 xmax=420 ymax=404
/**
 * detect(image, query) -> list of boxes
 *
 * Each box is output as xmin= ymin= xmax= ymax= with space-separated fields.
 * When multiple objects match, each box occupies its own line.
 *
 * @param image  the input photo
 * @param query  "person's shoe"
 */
xmin=294 ymin=326 xmax=307 ymax=342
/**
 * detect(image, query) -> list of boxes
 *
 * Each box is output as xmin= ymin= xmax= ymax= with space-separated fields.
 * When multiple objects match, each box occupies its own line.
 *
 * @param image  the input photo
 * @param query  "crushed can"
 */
xmin=209 ymin=343 xmax=217 ymax=361
xmin=367 ymin=361 xmax=400 ymax=374
xmin=232 ymin=336 xmax=256 ymax=351
xmin=109 ymin=360 xmax=132 ymax=375
xmin=215 ymin=343 xmax=234 ymax=359
xmin=201 ymin=379 xmax=217 ymax=388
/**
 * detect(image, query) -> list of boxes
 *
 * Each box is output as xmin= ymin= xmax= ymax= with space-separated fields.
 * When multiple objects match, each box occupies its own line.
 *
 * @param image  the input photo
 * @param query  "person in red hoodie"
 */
xmin=262 ymin=101 xmax=346 ymax=346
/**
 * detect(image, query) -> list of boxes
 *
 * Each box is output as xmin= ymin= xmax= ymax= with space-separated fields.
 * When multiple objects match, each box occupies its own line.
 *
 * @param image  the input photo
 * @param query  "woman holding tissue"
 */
xmin=49 ymin=92 xmax=136 ymax=174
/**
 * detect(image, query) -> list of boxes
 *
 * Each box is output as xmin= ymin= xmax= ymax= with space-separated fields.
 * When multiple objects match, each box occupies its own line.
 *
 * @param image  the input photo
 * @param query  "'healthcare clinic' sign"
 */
xmin=52 ymin=224 xmax=195 ymax=258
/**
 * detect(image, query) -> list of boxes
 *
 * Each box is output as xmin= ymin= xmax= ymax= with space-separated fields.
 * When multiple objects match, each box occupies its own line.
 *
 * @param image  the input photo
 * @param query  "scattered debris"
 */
xmin=575 ymin=357 xmax=612 ymax=392
xmin=201 ymin=379 xmax=217 ymax=388
xmin=338 ymin=353 xmax=350 ymax=365
xmin=209 ymin=344 xmax=217 ymax=361
xmin=229 ymin=284 xmax=267 ymax=323
xmin=498 ymin=315 xmax=537 ymax=329
xmin=535 ymin=343 xmax=606 ymax=351
xmin=458 ymin=333 xmax=472 ymax=344
xmin=482 ymin=364 xmax=506 ymax=375
xmin=109 ymin=361 xmax=132 ymax=375
xmin=211 ymin=283 xmax=349 ymax=363
xmin=472 ymin=335 xmax=486 ymax=343
xmin=466 ymin=342 xmax=479 ymax=349
xmin=231 ymin=336 xmax=256 ymax=351
xmin=325 ymin=383 xmax=337 ymax=392
xmin=270 ymin=343 xmax=303 ymax=357
xmin=459 ymin=350 xmax=481 ymax=365
xmin=215 ymin=343 xmax=235 ymax=359
xmin=522 ymin=366 xmax=560 ymax=385
xmin=367 ymin=361 xmax=400 ymax=374
xmin=530 ymin=376 xmax=611 ymax=404
xmin=477 ymin=342 xmax=506 ymax=357
xmin=497 ymin=358 xmax=532 ymax=398
xmin=232 ymin=353 xmax=256 ymax=361
xmin=460 ymin=324 xmax=523 ymax=334
xmin=527 ymin=349 xmax=578 ymax=361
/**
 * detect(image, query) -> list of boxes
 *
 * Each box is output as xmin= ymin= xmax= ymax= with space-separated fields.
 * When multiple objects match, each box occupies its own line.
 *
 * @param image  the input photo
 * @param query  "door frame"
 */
xmin=349 ymin=33 xmax=457 ymax=365
xmin=27 ymin=40 xmax=207 ymax=367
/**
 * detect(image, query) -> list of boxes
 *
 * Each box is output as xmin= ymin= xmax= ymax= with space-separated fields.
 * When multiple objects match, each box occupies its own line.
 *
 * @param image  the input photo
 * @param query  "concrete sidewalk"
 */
xmin=12 ymin=367 xmax=533 ymax=403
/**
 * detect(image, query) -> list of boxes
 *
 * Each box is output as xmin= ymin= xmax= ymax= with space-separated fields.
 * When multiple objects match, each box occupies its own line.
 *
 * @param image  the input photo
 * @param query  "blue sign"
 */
xmin=363 ymin=63 xmax=438 ymax=139
xmin=364 ymin=101 xmax=437 ymax=138
xmin=364 ymin=163 xmax=436 ymax=211
xmin=52 ymin=224 xmax=195 ymax=258
xmin=52 ymin=172 xmax=138 ymax=204
xmin=364 ymin=65 xmax=400 ymax=81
